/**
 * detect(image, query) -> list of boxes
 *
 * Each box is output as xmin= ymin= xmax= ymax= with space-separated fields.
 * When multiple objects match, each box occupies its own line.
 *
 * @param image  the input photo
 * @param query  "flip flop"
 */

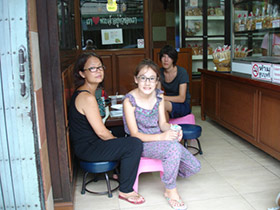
xmin=276 ymin=192 xmax=280 ymax=206
xmin=112 ymin=174 xmax=118 ymax=180
xmin=165 ymin=196 xmax=187 ymax=210
xmin=118 ymin=194 xmax=145 ymax=205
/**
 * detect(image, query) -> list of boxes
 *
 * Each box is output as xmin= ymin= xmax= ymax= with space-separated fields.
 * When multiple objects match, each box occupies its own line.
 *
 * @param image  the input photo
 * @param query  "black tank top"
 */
xmin=68 ymin=90 xmax=99 ymax=156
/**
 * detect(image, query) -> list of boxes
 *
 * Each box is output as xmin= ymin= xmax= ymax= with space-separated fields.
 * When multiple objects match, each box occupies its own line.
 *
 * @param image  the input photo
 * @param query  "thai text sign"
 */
xmin=251 ymin=62 xmax=272 ymax=81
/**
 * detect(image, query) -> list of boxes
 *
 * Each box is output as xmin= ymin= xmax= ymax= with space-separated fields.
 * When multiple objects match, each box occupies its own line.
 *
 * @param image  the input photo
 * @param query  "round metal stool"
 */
xmin=180 ymin=124 xmax=203 ymax=156
xmin=80 ymin=161 xmax=119 ymax=197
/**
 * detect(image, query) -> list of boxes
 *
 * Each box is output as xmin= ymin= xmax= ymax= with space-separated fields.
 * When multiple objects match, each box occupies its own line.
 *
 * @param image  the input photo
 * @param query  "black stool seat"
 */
xmin=80 ymin=161 xmax=119 ymax=197
xmin=180 ymin=124 xmax=203 ymax=155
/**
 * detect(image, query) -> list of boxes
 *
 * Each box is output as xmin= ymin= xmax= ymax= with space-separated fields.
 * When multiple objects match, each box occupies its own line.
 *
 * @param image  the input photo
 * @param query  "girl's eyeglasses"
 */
xmin=137 ymin=75 xmax=158 ymax=83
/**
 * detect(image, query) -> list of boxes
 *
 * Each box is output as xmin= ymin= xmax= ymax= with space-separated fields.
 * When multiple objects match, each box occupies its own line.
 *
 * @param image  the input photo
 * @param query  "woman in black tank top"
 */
xmin=68 ymin=52 xmax=144 ymax=204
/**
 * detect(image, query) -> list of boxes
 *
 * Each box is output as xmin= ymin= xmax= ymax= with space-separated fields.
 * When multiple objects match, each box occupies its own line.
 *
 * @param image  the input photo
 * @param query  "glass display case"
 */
xmin=182 ymin=0 xmax=230 ymax=74
xmin=232 ymin=0 xmax=280 ymax=74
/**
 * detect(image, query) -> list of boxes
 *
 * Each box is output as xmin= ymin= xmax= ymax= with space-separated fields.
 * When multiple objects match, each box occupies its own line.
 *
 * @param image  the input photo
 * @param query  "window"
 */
xmin=80 ymin=0 xmax=144 ymax=50
xmin=57 ymin=0 xmax=76 ymax=49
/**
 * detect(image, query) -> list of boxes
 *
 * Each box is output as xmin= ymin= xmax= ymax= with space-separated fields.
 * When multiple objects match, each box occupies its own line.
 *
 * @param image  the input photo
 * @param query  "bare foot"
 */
xmin=164 ymin=188 xmax=181 ymax=201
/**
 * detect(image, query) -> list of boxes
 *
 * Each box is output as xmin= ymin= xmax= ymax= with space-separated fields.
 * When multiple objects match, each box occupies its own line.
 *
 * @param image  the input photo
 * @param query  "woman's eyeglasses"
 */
xmin=137 ymin=75 xmax=158 ymax=83
xmin=84 ymin=65 xmax=105 ymax=73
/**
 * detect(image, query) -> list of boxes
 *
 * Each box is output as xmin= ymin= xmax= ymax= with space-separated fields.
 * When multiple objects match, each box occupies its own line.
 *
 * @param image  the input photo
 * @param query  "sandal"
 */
xmin=118 ymin=192 xmax=145 ymax=205
xmin=276 ymin=192 xmax=280 ymax=206
xmin=165 ymin=196 xmax=187 ymax=210
xmin=112 ymin=174 xmax=118 ymax=180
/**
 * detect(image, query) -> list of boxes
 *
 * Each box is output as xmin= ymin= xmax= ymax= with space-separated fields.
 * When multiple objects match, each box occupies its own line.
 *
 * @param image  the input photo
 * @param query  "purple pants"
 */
xmin=142 ymin=140 xmax=201 ymax=189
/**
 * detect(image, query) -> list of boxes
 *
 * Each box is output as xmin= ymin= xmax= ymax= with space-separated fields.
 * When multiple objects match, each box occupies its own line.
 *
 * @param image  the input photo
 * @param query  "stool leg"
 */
xmin=81 ymin=172 xmax=88 ymax=194
xmin=104 ymin=172 xmax=113 ymax=198
xmin=183 ymin=139 xmax=187 ymax=148
xmin=196 ymin=138 xmax=203 ymax=154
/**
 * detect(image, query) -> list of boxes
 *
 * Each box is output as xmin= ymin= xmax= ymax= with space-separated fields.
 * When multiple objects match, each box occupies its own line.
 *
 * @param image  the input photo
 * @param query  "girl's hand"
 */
xmin=161 ymin=129 xmax=179 ymax=141
xmin=177 ymin=129 xmax=183 ymax=142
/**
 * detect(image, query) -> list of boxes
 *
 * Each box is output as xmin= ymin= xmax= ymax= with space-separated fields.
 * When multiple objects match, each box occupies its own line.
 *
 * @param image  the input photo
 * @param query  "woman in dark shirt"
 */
xmin=68 ymin=52 xmax=144 ymax=204
xmin=158 ymin=45 xmax=191 ymax=120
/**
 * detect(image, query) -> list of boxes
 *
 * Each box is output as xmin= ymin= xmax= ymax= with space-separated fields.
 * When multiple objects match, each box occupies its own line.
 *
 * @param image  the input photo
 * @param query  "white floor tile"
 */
xmin=73 ymin=106 xmax=280 ymax=210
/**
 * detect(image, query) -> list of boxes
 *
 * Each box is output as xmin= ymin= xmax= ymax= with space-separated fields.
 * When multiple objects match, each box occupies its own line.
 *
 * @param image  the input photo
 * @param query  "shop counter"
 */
xmin=199 ymin=68 xmax=280 ymax=161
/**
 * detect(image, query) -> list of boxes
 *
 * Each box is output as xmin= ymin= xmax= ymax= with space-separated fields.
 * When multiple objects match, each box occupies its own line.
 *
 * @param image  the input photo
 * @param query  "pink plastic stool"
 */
xmin=169 ymin=113 xmax=196 ymax=125
xmin=133 ymin=157 xmax=164 ymax=192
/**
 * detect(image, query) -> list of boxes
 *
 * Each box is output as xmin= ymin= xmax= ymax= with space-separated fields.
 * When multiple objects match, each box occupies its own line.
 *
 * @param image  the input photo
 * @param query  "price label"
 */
xmin=190 ymin=0 xmax=198 ymax=7
xmin=239 ymin=24 xmax=245 ymax=31
xmin=256 ymin=22 xmax=262 ymax=30
xmin=272 ymin=19 xmax=280 ymax=28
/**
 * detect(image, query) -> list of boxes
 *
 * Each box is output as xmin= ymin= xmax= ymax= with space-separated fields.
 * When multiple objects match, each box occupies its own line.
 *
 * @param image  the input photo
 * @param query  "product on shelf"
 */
xmin=234 ymin=45 xmax=252 ymax=58
xmin=212 ymin=45 xmax=231 ymax=72
xmin=208 ymin=45 xmax=213 ymax=55
xmin=185 ymin=21 xmax=201 ymax=35
xmin=235 ymin=14 xmax=242 ymax=32
xmin=191 ymin=44 xmax=202 ymax=55
xmin=255 ymin=7 xmax=263 ymax=29
xmin=185 ymin=7 xmax=202 ymax=16
xmin=263 ymin=4 xmax=273 ymax=28
xmin=208 ymin=7 xmax=215 ymax=16
xmin=215 ymin=7 xmax=223 ymax=16
xmin=246 ymin=12 xmax=254 ymax=30
xmin=272 ymin=4 xmax=280 ymax=27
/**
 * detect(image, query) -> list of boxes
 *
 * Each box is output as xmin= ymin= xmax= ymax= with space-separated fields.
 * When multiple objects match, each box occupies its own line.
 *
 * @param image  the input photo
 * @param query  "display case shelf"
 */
xmin=185 ymin=16 xmax=224 ymax=20
xmin=232 ymin=0 xmax=280 ymax=74
xmin=192 ymin=55 xmax=213 ymax=60
xmin=182 ymin=0 xmax=230 ymax=73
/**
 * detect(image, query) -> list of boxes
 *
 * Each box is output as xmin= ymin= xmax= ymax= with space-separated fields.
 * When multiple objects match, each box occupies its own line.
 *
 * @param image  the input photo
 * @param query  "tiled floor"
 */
xmin=73 ymin=106 xmax=280 ymax=210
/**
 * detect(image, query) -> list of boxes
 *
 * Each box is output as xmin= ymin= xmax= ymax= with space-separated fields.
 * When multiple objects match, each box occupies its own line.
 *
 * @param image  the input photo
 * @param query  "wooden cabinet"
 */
xmin=97 ymin=49 xmax=147 ymax=95
xmin=200 ymin=69 xmax=280 ymax=161
xmin=191 ymin=78 xmax=201 ymax=106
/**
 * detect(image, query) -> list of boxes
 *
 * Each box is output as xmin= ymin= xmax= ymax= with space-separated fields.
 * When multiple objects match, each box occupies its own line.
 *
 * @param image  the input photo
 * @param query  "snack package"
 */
xmin=246 ymin=12 xmax=254 ymax=30
xmin=235 ymin=14 xmax=242 ymax=32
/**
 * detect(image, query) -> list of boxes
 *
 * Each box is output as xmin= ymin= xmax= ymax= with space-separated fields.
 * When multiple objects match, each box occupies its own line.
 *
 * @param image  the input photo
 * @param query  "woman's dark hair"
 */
xmin=73 ymin=52 xmax=104 ymax=88
xmin=159 ymin=45 xmax=178 ymax=65
xmin=134 ymin=58 xmax=160 ymax=78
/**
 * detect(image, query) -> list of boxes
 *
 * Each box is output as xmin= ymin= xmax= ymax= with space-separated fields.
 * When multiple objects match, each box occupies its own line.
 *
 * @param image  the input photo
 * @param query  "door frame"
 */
xmin=36 ymin=0 xmax=153 ymax=208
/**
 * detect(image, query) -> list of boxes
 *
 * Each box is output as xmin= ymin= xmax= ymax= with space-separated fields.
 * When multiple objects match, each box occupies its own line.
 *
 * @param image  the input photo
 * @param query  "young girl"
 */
xmin=68 ymin=52 xmax=145 ymax=204
xmin=123 ymin=59 xmax=201 ymax=210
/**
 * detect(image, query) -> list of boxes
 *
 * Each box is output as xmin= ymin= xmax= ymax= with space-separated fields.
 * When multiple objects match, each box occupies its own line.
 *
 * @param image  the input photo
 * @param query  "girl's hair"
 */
xmin=134 ymin=59 xmax=160 ymax=78
xmin=73 ymin=52 xmax=104 ymax=88
xmin=159 ymin=45 xmax=178 ymax=65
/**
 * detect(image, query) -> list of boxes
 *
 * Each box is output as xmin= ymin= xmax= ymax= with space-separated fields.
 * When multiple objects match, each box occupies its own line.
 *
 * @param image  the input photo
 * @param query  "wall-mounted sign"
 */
xmin=86 ymin=15 xmax=138 ymax=28
xmin=251 ymin=62 xmax=272 ymax=81
xmin=137 ymin=39 xmax=144 ymax=48
xmin=272 ymin=64 xmax=280 ymax=84
xmin=101 ymin=28 xmax=123 ymax=45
